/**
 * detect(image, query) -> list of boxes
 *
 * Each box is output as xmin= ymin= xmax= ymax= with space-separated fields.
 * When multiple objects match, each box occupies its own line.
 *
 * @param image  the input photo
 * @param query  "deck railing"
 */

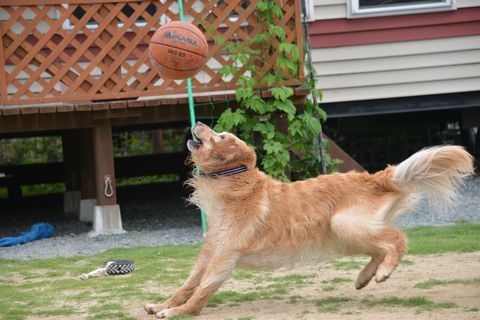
xmin=0 ymin=0 xmax=304 ymax=106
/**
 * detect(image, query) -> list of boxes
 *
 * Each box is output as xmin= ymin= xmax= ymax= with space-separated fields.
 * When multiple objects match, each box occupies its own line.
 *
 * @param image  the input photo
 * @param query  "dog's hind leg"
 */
xmin=331 ymin=210 xmax=407 ymax=288
xmin=373 ymin=228 xmax=407 ymax=283
xmin=145 ymin=244 xmax=212 ymax=315
xmin=355 ymin=254 xmax=384 ymax=289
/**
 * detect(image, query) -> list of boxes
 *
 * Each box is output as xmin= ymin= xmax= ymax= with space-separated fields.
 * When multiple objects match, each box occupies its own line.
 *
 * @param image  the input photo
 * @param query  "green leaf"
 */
xmin=279 ymin=43 xmax=300 ymax=62
xmin=316 ymin=106 xmax=328 ymax=122
xmin=273 ymin=99 xmax=296 ymax=120
xmin=268 ymin=25 xmax=286 ymax=41
xmin=256 ymin=1 xmax=269 ymax=12
xmin=303 ymin=113 xmax=322 ymax=136
xmin=215 ymin=108 xmax=246 ymax=131
xmin=245 ymin=95 xmax=266 ymax=114
xmin=272 ymin=86 xmax=294 ymax=102
xmin=219 ymin=65 xmax=234 ymax=77
xmin=251 ymin=33 xmax=269 ymax=45
xmin=288 ymin=119 xmax=303 ymax=137
xmin=213 ymin=35 xmax=226 ymax=46
xmin=236 ymin=87 xmax=254 ymax=102
xmin=259 ymin=73 xmax=277 ymax=87
xmin=263 ymin=140 xmax=284 ymax=155
xmin=271 ymin=6 xmax=283 ymax=19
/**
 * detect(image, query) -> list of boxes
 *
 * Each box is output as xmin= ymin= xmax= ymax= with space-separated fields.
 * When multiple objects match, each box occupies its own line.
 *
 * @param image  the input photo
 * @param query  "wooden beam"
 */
xmin=79 ymin=128 xmax=96 ymax=199
xmin=92 ymin=124 xmax=117 ymax=206
xmin=325 ymin=135 xmax=365 ymax=173
xmin=62 ymin=130 xmax=81 ymax=191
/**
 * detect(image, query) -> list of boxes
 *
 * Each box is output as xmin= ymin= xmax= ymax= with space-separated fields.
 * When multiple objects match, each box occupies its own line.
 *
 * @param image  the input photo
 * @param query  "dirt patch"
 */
xmin=130 ymin=252 xmax=480 ymax=320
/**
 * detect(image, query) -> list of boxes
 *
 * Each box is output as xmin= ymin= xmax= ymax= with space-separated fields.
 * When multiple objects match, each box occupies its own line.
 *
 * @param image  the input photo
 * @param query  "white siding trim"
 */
xmin=321 ymin=78 xmax=480 ymax=103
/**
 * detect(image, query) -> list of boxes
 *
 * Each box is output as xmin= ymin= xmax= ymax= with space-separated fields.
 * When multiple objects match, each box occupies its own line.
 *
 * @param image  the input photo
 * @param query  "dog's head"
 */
xmin=187 ymin=122 xmax=256 ymax=173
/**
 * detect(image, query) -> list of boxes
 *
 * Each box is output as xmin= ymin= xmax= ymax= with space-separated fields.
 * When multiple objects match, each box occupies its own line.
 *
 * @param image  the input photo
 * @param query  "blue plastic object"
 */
xmin=0 ymin=223 xmax=55 ymax=247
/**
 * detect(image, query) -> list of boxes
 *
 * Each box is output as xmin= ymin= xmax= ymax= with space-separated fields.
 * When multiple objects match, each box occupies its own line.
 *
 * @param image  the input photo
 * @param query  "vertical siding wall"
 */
xmin=311 ymin=0 xmax=480 ymax=103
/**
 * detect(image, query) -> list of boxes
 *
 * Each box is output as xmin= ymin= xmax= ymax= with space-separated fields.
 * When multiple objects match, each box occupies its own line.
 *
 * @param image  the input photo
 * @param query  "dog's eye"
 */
xmin=220 ymin=134 xmax=226 ymax=140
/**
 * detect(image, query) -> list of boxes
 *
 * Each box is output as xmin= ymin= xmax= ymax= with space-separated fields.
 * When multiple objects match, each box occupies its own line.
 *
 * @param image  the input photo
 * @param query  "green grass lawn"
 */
xmin=0 ymin=222 xmax=478 ymax=320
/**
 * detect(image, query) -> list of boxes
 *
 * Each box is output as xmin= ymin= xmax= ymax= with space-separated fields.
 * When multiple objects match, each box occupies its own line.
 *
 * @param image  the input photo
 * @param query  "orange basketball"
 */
xmin=149 ymin=21 xmax=208 ymax=80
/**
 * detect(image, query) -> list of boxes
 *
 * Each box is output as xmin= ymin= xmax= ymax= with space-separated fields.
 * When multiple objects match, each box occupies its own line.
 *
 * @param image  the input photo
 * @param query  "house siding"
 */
xmin=310 ymin=3 xmax=480 ymax=103
xmin=313 ymin=35 xmax=480 ymax=103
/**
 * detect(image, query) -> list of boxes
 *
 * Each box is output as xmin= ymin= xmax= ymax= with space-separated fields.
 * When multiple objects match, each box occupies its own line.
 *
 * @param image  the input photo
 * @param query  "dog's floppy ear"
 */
xmin=209 ymin=137 xmax=216 ymax=145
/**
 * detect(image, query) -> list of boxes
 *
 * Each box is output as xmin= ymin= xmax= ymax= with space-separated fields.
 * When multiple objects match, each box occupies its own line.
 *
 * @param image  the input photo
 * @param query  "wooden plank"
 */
xmin=74 ymin=102 xmax=93 ymax=112
xmin=127 ymin=100 xmax=145 ymax=108
xmin=39 ymin=105 xmax=58 ymax=113
xmin=195 ymin=95 xmax=211 ymax=103
xmin=0 ymin=24 xmax=7 ymax=105
xmin=160 ymin=98 xmax=179 ymax=105
xmin=144 ymin=98 xmax=162 ymax=107
xmin=1 ymin=108 xmax=21 ymax=116
xmin=20 ymin=106 xmax=39 ymax=114
xmin=110 ymin=101 xmax=128 ymax=109
xmin=57 ymin=104 xmax=74 ymax=112
xmin=325 ymin=135 xmax=365 ymax=173
xmin=92 ymin=102 xmax=109 ymax=111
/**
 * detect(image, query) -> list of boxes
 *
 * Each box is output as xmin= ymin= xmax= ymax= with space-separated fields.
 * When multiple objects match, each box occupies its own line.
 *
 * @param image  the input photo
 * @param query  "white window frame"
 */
xmin=347 ymin=0 xmax=457 ymax=19
xmin=303 ymin=0 xmax=316 ymax=22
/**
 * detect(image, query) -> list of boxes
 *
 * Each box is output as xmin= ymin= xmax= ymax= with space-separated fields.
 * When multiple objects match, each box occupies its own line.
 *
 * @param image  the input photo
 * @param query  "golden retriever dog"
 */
xmin=145 ymin=122 xmax=474 ymax=318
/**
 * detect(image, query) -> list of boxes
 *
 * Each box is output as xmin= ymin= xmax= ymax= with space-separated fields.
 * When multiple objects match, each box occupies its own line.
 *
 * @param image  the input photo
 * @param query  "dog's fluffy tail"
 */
xmin=392 ymin=145 xmax=474 ymax=212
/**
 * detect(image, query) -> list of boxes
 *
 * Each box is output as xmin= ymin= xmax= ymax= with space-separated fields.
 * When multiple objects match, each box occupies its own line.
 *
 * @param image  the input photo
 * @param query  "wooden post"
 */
xmin=78 ymin=128 xmax=98 ymax=222
xmin=152 ymin=130 xmax=165 ymax=153
xmin=62 ymin=130 xmax=81 ymax=216
xmin=91 ymin=124 xmax=124 ymax=235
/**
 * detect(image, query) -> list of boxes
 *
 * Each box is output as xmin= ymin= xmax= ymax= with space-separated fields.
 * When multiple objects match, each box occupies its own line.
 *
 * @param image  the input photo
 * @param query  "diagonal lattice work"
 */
xmin=0 ymin=0 xmax=304 ymax=106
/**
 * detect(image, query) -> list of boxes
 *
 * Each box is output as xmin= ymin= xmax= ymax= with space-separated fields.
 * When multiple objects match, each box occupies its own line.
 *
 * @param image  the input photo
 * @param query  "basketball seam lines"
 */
xmin=153 ymin=25 xmax=208 ymax=50
xmin=150 ymin=42 xmax=208 ymax=59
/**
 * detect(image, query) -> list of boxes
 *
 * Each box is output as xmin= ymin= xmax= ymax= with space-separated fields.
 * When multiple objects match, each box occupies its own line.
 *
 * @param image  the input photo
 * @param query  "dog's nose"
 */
xmin=196 ymin=121 xmax=204 ymax=127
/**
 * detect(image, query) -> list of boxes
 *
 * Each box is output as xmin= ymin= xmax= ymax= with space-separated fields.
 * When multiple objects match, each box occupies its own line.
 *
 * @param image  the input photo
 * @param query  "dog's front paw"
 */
xmin=145 ymin=303 xmax=170 ymax=315
xmin=374 ymin=267 xmax=391 ymax=283
xmin=155 ymin=308 xmax=178 ymax=318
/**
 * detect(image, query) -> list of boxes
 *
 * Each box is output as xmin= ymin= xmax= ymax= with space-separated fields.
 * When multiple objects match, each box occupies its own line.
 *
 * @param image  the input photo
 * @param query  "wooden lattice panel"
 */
xmin=0 ymin=0 xmax=303 ymax=106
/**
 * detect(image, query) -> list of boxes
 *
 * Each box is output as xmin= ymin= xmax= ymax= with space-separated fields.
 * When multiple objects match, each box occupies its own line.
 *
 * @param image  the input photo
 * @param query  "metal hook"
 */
xmin=104 ymin=175 xmax=113 ymax=198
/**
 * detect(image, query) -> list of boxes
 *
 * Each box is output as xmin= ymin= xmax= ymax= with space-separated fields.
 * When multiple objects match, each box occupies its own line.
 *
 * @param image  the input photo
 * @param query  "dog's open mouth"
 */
xmin=187 ymin=129 xmax=203 ymax=152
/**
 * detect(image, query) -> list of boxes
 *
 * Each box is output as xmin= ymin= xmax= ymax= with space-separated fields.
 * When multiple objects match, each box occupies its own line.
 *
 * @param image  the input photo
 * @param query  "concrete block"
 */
xmin=63 ymin=190 xmax=81 ymax=216
xmin=90 ymin=204 xmax=125 ymax=236
xmin=79 ymin=198 xmax=97 ymax=222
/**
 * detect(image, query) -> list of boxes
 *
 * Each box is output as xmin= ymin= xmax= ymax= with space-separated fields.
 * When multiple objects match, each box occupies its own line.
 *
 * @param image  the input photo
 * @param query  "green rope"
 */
xmin=177 ymin=0 xmax=207 ymax=237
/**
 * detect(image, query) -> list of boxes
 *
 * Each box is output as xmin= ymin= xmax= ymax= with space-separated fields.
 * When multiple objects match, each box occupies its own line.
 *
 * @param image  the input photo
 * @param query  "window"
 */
xmin=348 ymin=0 xmax=457 ymax=18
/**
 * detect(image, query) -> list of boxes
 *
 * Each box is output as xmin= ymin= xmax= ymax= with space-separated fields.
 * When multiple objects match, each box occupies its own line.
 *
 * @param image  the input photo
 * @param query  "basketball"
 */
xmin=149 ymin=21 xmax=208 ymax=80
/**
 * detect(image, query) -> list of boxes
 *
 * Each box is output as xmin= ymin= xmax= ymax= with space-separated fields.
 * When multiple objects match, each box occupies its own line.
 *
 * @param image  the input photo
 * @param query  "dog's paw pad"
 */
xmin=156 ymin=309 xmax=174 ymax=318
xmin=144 ymin=304 xmax=156 ymax=314
xmin=375 ymin=270 xmax=391 ymax=283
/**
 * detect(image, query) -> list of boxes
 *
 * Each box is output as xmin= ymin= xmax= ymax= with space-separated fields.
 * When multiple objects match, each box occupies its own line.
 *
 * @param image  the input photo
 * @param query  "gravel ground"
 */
xmin=0 ymin=176 xmax=479 ymax=261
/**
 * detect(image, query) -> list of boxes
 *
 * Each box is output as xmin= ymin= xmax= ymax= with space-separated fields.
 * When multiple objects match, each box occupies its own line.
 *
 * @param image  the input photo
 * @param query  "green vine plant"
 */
xmin=212 ymin=0 xmax=341 ymax=181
